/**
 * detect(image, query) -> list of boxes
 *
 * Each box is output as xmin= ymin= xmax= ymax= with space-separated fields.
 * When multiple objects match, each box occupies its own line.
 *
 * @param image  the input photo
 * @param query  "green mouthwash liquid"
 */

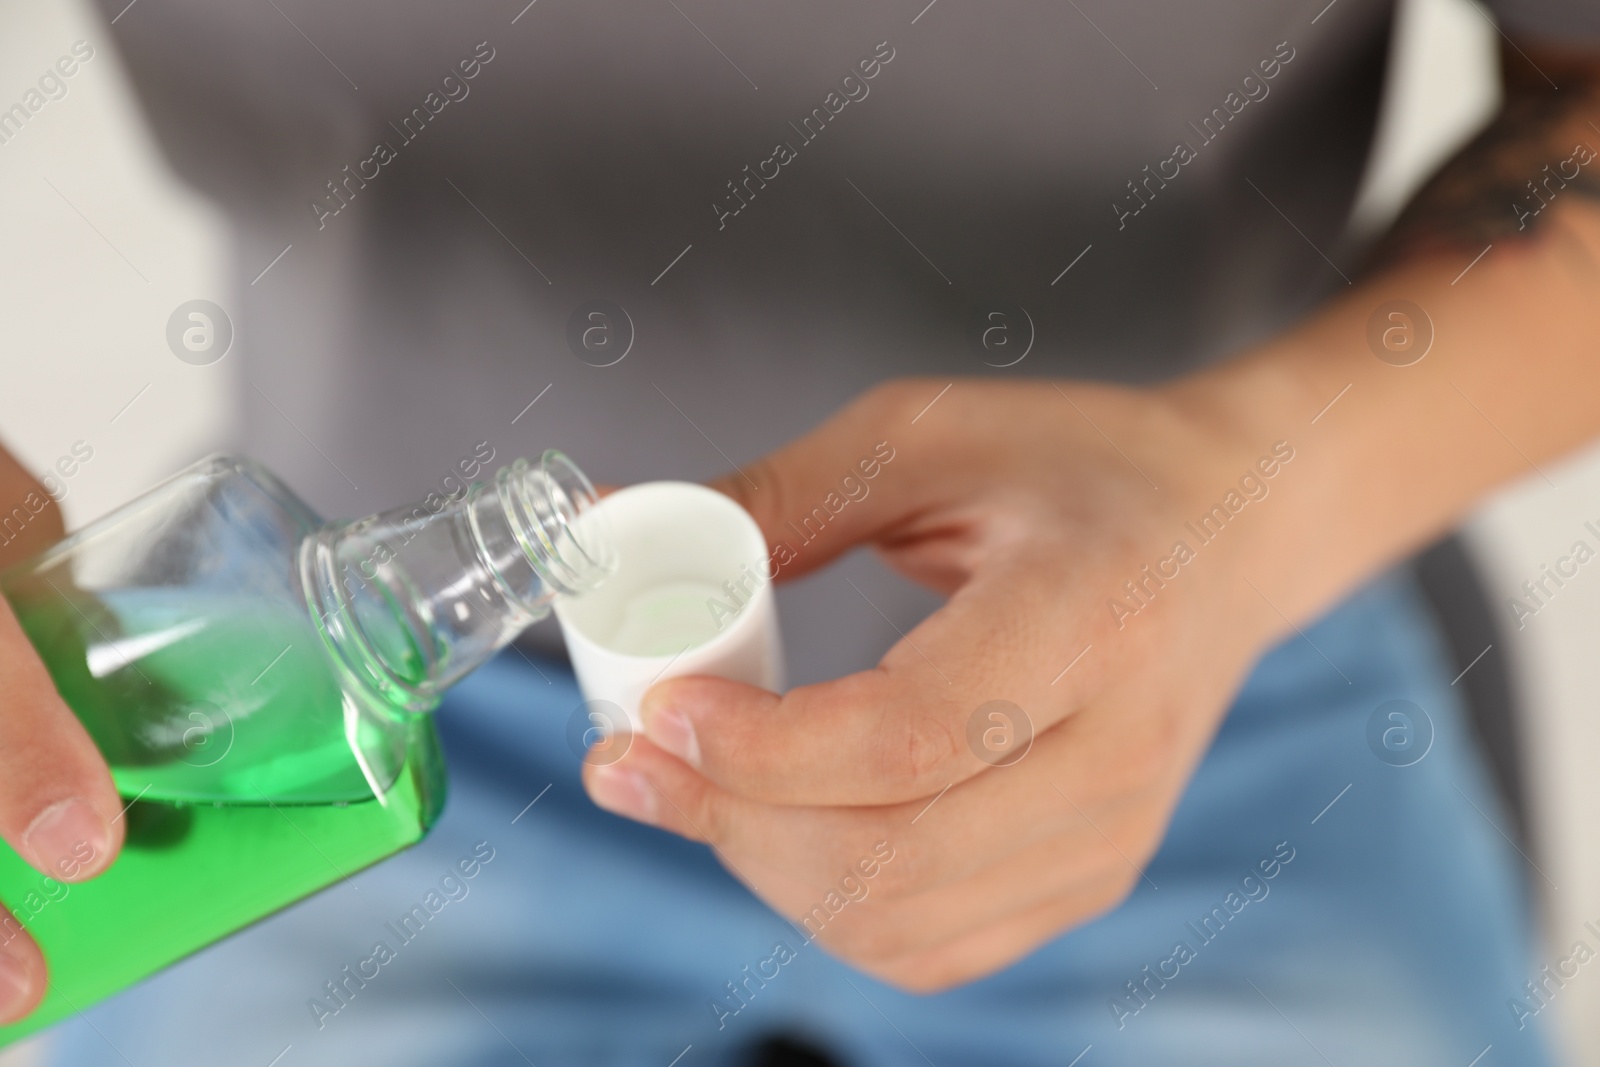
xmin=0 ymin=449 xmax=610 ymax=1048
xmin=0 ymin=590 xmax=446 ymax=1046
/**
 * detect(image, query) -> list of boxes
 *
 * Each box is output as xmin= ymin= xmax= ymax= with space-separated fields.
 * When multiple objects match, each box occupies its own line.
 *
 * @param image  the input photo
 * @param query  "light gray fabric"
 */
xmin=89 ymin=0 xmax=1591 ymax=682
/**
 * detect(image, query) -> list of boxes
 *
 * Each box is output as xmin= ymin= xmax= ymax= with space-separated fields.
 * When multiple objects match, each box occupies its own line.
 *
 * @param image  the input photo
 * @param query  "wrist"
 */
xmin=1154 ymin=332 xmax=1431 ymax=634
xmin=1159 ymin=254 xmax=1550 ymax=631
xmin=1139 ymin=358 xmax=1331 ymax=641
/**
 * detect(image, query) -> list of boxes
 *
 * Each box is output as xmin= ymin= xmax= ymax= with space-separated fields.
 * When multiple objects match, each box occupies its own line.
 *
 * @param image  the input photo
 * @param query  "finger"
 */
xmin=641 ymin=553 xmax=1107 ymax=805
xmin=811 ymin=832 xmax=1139 ymax=967
xmin=706 ymin=381 xmax=946 ymax=581
xmin=584 ymin=733 xmax=874 ymax=855
xmin=0 ymin=594 xmax=122 ymax=882
xmin=711 ymin=836 xmax=1137 ymax=997
xmin=0 ymin=445 xmax=64 ymax=570
xmin=585 ymin=739 xmax=1149 ymax=989
xmin=587 ymin=702 xmax=1173 ymax=896
xmin=0 ymin=903 xmax=46 ymax=1024
xmin=699 ymin=815 xmax=1145 ymax=970
xmin=859 ymin=886 xmax=1133 ymax=994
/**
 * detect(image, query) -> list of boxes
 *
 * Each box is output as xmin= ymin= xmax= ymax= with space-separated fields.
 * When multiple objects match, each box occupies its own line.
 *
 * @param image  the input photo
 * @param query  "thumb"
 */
xmin=706 ymin=383 xmax=920 ymax=581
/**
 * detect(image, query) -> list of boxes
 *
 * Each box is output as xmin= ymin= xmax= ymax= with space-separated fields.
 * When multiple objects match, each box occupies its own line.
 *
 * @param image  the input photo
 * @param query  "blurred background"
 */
xmin=1 ymin=0 xmax=1598 ymax=1061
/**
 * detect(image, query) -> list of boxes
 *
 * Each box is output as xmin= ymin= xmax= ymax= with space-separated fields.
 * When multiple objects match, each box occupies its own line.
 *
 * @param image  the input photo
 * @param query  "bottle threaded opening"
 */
xmin=496 ymin=449 xmax=616 ymax=599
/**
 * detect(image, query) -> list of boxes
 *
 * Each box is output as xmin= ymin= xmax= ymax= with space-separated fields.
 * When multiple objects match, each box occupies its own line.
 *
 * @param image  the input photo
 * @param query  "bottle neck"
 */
xmin=300 ymin=452 xmax=612 ymax=713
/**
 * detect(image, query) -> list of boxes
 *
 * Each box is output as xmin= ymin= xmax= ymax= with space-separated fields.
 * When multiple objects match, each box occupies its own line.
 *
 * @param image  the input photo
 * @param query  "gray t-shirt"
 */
xmin=94 ymin=0 xmax=1599 ymax=682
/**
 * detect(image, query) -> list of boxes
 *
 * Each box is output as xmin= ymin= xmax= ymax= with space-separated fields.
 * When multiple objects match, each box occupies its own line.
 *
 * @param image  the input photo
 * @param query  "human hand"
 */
xmin=581 ymin=377 xmax=1317 ymax=991
xmin=0 ymin=443 xmax=123 ymax=1022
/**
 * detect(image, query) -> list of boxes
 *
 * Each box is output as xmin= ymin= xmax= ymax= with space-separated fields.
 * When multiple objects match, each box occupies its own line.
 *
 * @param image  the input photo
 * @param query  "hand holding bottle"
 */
xmin=0 ymin=443 xmax=121 ymax=1023
xmin=0 ymin=448 xmax=610 ymax=1042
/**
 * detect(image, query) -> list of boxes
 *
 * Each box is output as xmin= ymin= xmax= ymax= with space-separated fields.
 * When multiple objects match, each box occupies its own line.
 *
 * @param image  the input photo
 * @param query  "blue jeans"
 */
xmin=46 ymin=571 xmax=1555 ymax=1065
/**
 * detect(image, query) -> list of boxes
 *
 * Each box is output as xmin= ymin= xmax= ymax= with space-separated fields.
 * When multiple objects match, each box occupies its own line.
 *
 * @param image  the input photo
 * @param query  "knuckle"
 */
xmin=863 ymin=956 xmax=961 ymax=995
xmin=1088 ymin=870 xmax=1142 ymax=920
xmin=1104 ymin=864 xmax=1142 ymax=906
xmin=906 ymin=712 xmax=962 ymax=786
xmin=878 ymin=708 xmax=962 ymax=796
xmin=725 ymin=454 xmax=786 ymax=529
xmin=857 ymin=377 xmax=959 ymax=435
xmin=823 ymin=912 xmax=919 ymax=965
xmin=1093 ymin=712 xmax=1181 ymax=801
xmin=684 ymin=782 xmax=733 ymax=846
xmin=859 ymin=378 xmax=921 ymax=419
xmin=1086 ymin=824 xmax=1160 ymax=909
xmin=862 ymin=840 xmax=922 ymax=902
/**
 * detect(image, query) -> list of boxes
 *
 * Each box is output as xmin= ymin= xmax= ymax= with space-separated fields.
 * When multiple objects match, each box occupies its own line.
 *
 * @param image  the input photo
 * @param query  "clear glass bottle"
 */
xmin=0 ymin=451 xmax=612 ymax=1045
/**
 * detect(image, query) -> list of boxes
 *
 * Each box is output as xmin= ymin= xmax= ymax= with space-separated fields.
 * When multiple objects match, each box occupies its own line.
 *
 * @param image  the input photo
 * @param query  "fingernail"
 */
xmin=23 ymin=798 xmax=111 ymax=882
xmin=587 ymin=764 xmax=658 ymax=824
xmin=648 ymin=706 xmax=701 ymax=768
xmin=0 ymin=949 xmax=34 ymax=1024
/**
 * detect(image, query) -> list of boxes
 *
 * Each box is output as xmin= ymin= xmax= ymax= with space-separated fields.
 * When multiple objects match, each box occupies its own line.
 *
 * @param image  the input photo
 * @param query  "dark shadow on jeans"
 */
xmin=744 ymin=1034 xmax=846 ymax=1067
xmin=1412 ymin=532 xmax=1533 ymax=860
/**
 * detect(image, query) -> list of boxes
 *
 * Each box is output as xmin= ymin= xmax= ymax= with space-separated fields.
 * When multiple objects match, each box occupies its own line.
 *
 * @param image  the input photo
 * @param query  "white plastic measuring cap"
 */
xmin=553 ymin=481 xmax=785 ymax=731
